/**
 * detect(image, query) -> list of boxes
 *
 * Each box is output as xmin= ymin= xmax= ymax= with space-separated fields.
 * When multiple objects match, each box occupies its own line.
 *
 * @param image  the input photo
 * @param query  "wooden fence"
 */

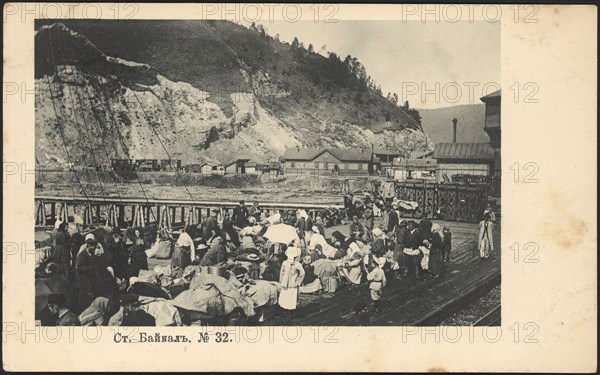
xmin=395 ymin=182 xmax=489 ymax=223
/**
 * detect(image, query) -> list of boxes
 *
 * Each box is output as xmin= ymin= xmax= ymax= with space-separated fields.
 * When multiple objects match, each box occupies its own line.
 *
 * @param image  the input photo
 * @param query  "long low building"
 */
xmin=280 ymin=147 xmax=373 ymax=176
xmin=433 ymin=142 xmax=496 ymax=182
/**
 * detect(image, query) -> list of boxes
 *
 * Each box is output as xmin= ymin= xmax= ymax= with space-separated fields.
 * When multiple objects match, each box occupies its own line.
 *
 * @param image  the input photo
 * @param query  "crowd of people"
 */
xmin=36 ymin=197 xmax=496 ymax=326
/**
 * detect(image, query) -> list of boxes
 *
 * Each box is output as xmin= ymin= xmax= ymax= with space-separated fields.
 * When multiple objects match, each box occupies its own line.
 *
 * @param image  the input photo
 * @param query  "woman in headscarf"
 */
xmin=299 ymin=256 xmax=322 ymax=294
xmin=338 ymin=242 xmax=364 ymax=285
xmin=170 ymin=226 xmax=195 ymax=270
xmin=428 ymin=224 xmax=445 ymax=277
xmin=278 ymin=247 xmax=305 ymax=318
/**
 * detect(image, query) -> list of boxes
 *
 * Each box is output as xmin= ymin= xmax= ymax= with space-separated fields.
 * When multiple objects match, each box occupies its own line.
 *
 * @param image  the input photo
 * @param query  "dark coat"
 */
xmin=387 ymin=210 xmax=399 ymax=233
xmin=296 ymin=217 xmax=307 ymax=239
xmin=395 ymin=225 xmax=408 ymax=247
xmin=76 ymin=247 xmax=115 ymax=310
xmin=52 ymin=231 xmax=72 ymax=276
xmin=107 ymin=240 xmax=129 ymax=280
xmin=232 ymin=206 xmax=249 ymax=228
xmin=222 ymin=218 xmax=240 ymax=247
xmin=128 ymin=245 xmax=148 ymax=278
xmin=56 ymin=310 xmax=80 ymax=326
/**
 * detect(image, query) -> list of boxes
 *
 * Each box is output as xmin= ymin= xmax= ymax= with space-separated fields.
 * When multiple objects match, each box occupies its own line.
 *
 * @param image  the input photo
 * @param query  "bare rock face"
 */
xmin=35 ymin=21 xmax=429 ymax=169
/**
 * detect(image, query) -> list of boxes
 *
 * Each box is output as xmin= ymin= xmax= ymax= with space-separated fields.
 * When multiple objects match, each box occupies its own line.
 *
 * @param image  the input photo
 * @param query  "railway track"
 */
xmin=473 ymin=304 xmax=501 ymax=326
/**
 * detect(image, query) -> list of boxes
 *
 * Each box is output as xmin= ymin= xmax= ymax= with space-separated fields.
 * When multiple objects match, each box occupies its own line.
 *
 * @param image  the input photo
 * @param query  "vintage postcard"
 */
xmin=3 ymin=3 xmax=596 ymax=372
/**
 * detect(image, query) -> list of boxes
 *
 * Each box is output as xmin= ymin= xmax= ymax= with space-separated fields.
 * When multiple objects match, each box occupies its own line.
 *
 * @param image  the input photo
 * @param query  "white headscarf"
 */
xmin=297 ymin=210 xmax=309 ymax=220
xmin=285 ymin=246 xmax=301 ymax=260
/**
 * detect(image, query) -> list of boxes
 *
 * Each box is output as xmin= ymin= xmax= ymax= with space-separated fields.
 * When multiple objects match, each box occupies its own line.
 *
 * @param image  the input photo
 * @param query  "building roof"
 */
xmin=223 ymin=158 xmax=251 ymax=167
xmin=373 ymin=149 xmax=404 ymax=156
xmin=433 ymin=143 xmax=496 ymax=161
xmin=480 ymin=89 xmax=501 ymax=102
xmin=395 ymin=158 xmax=437 ymax=168
xmin=409 ymin=150 xmax=434 ymax=159
xmin=281 ymin=147 xmax=372 ymax=162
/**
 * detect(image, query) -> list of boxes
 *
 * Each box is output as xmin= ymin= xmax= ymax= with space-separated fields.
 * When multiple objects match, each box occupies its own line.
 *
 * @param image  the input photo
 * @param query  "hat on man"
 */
xmin=372 ymin=228 xmax=384 ymax=237
xmin=47 ymin=293 xmax=66 ymax=306
xmin=85 ymin=233 xmax=96 ymax=243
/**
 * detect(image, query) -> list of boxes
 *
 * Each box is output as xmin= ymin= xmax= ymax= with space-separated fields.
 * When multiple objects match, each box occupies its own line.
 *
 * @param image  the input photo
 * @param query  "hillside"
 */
xmin=35 ymin=20 xmax=429 ymax=168
xmin=419 ymin=104 xmax=489 ymax=145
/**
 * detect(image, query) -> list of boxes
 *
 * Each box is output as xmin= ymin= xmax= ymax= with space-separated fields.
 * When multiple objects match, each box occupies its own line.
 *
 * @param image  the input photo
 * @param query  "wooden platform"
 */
xmin=265 ymin=219 xmax=501 ymax=326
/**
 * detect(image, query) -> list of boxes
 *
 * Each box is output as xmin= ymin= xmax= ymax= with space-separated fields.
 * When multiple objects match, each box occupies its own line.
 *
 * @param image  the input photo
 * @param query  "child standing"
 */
xmin=367 ymin=257 xmax=387 ymax=312
xmin=278 ymin=247 xmax=305 ymax=319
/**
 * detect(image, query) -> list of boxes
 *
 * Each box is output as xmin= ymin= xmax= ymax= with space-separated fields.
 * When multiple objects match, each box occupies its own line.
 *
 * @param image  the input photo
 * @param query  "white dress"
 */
xmin=278 ymin=260 xmax=305 ymax=310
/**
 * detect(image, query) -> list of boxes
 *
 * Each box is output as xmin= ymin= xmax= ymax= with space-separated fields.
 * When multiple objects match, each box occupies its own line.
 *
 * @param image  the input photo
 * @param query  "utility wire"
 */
xmin=131 ymin=90 xmax=197 ymax=205
xmin=96 ymin=82 xmax=157 ymax=222
xmin=62 ymin=65 xmax=107 ymax=199
xmin=77 ymin=76 xmax=125 ymax=205
xmin=45 ymin=27 xmax=91 ymax=201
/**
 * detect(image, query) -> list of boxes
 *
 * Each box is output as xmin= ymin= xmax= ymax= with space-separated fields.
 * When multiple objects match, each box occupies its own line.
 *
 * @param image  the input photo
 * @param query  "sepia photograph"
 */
xmin=33 ymin=18 xmax=501 ymax=327
xmin=4 ymin=3 xmax=596 ymax=372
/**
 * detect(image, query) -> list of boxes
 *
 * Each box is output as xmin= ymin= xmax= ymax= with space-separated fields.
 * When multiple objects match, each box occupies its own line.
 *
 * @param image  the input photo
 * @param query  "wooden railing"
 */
xmin=34 ymin=195 xmax=344 ymax=229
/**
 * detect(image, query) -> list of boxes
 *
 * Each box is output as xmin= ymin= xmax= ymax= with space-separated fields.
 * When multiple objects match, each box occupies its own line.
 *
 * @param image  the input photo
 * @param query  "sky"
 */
xmin=254 ymin=20 xmax=500 ymax=109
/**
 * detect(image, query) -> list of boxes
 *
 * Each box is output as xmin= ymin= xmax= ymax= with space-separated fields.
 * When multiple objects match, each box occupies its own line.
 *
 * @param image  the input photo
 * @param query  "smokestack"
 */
xmin=452 ymin=118 xmax=458 ymax=143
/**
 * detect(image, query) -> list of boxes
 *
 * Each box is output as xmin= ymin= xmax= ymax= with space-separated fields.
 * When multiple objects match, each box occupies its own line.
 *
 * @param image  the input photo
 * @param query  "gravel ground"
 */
xmin=441 ymin=284 xmax=501 ymax=325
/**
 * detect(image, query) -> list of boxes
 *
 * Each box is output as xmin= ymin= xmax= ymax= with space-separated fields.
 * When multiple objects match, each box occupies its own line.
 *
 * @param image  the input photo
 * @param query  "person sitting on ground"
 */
xmin=171 ymin=226 xmax=196 ymax=270
xmin=314 ymin=215 xmax=326 ymax=236
xmin=299 ymin=256 xmax=322 ymax=294
xmin=199 ymin=233 xmax=228 ymax=266
xmin=338 ymin=242 xmax=364 ymax=285
xmin=78 ymin=295 xmax=119 ymax=326
xmin=110 ymin=293 xmax=155 ymax=326
xmin=47 ymin=293 xmax=80 ymax=326
xmin=349 ymin=215 xmax=365 ymax=241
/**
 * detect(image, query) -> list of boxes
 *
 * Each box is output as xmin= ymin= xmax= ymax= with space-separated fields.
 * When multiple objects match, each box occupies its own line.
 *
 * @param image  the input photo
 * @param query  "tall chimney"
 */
xmin=452 ymin=118 xmax=458 ymax=143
